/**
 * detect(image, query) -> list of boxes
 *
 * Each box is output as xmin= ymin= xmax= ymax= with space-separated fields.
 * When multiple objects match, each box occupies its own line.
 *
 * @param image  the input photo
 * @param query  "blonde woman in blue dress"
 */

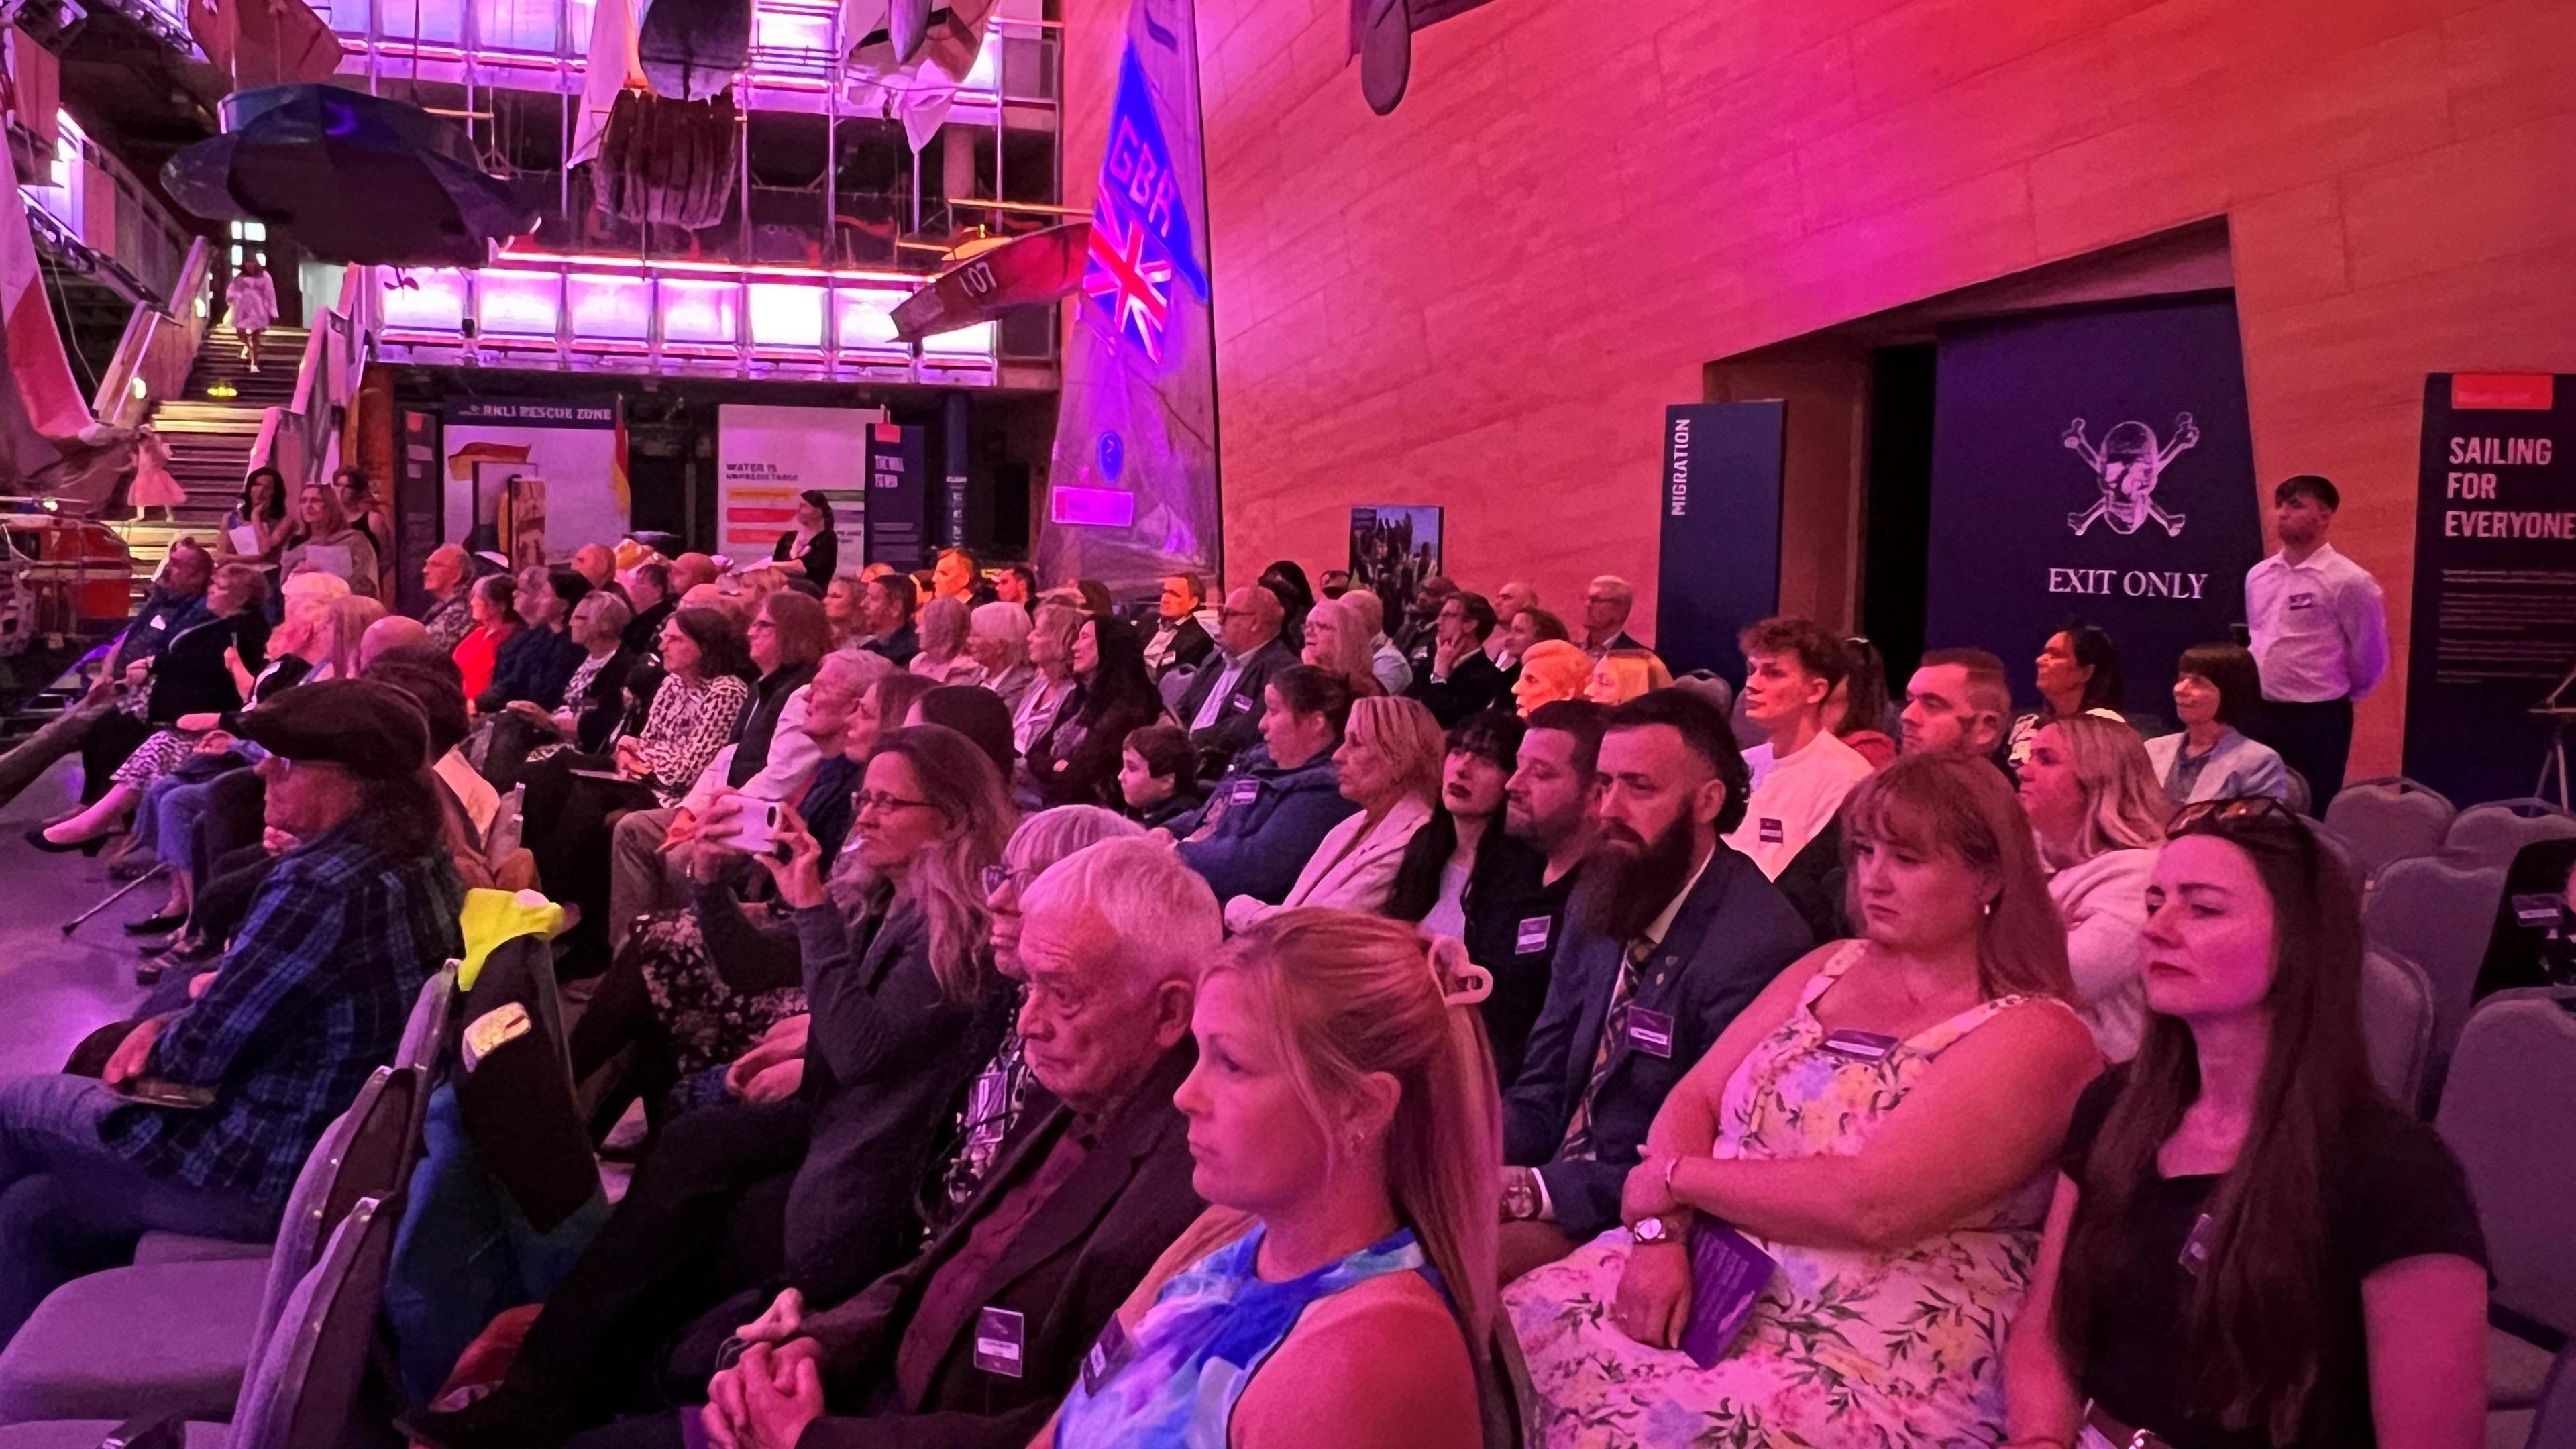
xmin=1507 ymin=753 xmax=2102 ymax=1448
xmin=1038 ymin=910 xmax=1498 ymax=1449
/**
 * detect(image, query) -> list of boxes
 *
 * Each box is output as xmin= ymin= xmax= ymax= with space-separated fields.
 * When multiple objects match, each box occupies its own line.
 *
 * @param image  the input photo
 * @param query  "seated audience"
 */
xmin=1509 ymin=639 xmax=1594 ymax=717
xmin=908 ymin=596 xmax=980 ymax=686
xmin=1302 ymin=596 xmax=1387 ymax=699
xmin=452 ymin=574 xmax=521 ymax=700
xmin=993 ymin=562 xmax=1039 ymax=610
xmin=773 ymin=491 xmax=839 ymax=590
xmin=1042 ymin=910 xmax=1497 ymax=1449
xmin=1172 ymin=584 xmax=1296 ymax=776
xmin=823 ymin=571 xmax=867 ymax=651
xmin=1223 ymin=694 xmax=1444 ymax=929
xmin=0 ymin=681 xmax=463 ymax=1344
xmin=2008 ymin=621 xmax=2127 ymax=771
xmin=1488 ymin=581 xmax=1538 ymax=667
xmin=672 ymin=552 xmax=722 ymax=592
xmin=1141 ymin=572 xmax=1214 ymax=680
xmin=2004 ymin=797 xmax=2485 ymax=1449
xmin=1407 ymin=590 xmax=1509 ymax=727
xmin=1723 ymin=618 xmax=1874 ymax=879
xmin=570 ymin=541 xmax=622 ymax=596
xmin=409 ymin=726 xmax=1015 ymax=1449
xmin=1343 ymin=587 xmax=1413 ymax=696
xmin=502 ymin=589 xmax=639 ymax=776
xmin=477 ymin=566 xmax=592 ymax=714
xmin=1012 ymin=599 xmax=1083 ymax=762
xmin=665 ymin=837 xmax=1222 ymax=1449
xmin=906 ymin=685 xmax=1020 ymax=783
xmin=1827 ymin=634 xmax=1898 ymax=767
xmin=2017 ymin=714 xmax=2167 ymax=1061
xmin=277 ymin=480 xmax=381 ymax=598
xmin=1509 ymin=752 xmax=2099 ymax=1444
xmin=1898 ymin=646 xmax=2012 ymax=759
xmin=1256 ymin=559 xmax=1316 ymax=649
xmin=855 ymin=572 xmax=920 ymax=667
xmin=625 ymin=561 xmax=676 ymax=656
xmin=966 ymin=601 xmax=1036 ymax=715
xmin=1578 ymin=575 xmax=1642 ymax=659
xmin=1498 ymin=605 xmax=1569 ymax=668
xmin=1026 ymin=614 xmax=1164 ymax=810
xmin=1169 ymin=665 xmax=1360 ymax=905
xmin=1391 ymin=575 xmax=1458 ymax=660
xmin=418 ymin=543 xmax=476 ymax=651
xmin=2146 ymin=640 xmax=2292 ymax=808
xmin=1117 ymin=722 xmax=1204 ymax=830
xmin=1499 ymin=690 xmax=1812 ymax=1279
xmin=1582 ymin=647 xmax=1670 ymax=706
xmin=930 ymin=546 xmax=988 ymax=607
xmin=1488 ymin=699 xmax=1603 ymax=1085
xmin=67 ymin=541 xmax=213 ymax=808
xmin=218 ymin=467 xmax=288 ymax=568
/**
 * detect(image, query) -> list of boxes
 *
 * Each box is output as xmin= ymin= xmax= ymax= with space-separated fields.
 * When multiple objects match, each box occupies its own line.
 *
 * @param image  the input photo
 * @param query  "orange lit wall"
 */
xmin=1062 ymin=0 xmax=2576 ymax=775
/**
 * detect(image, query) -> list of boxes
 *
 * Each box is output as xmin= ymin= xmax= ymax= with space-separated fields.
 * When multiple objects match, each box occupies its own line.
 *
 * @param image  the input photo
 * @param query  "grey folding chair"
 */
xmin=2436 ymin=993 xmax=2576 ymax=1410
xmin=2359 ymin=947 xmax=2435 ymax=1112
xmin=2447 ymin=799 xmax=2576 ymax=875
xmin=2324 ymin=775 xmax=2457 ymax=882
xmin=0 ymin=1067 xmax=421 ymax=1425
xmin=396 ymin=965 xmax=459 ymax=1075
xmin=0 ymin=1193 xmax=403 ymax=1449
xmin=2363 ymin=853 xmax=2508 ymax=1096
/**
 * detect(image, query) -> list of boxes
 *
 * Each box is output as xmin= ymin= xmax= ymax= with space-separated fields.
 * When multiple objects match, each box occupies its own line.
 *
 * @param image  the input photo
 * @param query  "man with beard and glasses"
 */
xmin=1496 ymin=689 xmax=1811 ymax=1283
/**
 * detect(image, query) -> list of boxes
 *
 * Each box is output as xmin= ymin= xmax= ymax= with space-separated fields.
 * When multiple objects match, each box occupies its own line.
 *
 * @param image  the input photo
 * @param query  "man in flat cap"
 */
xmin=0 ymin=680 xmax=465 ymax=1346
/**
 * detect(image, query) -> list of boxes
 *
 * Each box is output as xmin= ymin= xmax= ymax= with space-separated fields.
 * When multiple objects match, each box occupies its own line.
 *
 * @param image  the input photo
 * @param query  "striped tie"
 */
xmin=1556 ymin=939 xmax=1650 ymax=1161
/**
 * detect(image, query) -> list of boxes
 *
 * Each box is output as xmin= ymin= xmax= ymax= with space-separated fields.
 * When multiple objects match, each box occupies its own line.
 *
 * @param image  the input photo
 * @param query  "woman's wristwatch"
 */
xmin=1629 ymin=1215 xmax=1676 ymax=1246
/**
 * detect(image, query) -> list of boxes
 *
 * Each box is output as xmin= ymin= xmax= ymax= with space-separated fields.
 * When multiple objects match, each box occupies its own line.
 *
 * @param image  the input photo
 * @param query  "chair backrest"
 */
xmin=2436 ymin=993 xmax=2576 ymax=1340
xmin=396 ymin=964 xmax=458 ymax=1073
xmin=2282 ymin=766 xmax=2312 ymax=818
xmin=229 ymin=1193 xmax=403 ymax=1449
xmin=2325 ymin=776 xmax=2457 ymax=880
xmin=2363 ymin=853 xmax=2508 ymax=1088
xmin=2359 ymin=948 xmax=2434 ymax=1111
xmin=2447 ymin=799 xmax=2576 ymax=875
xmin=250 ymin=1065 xmax=421 ymax=1356
xmin=485 ymin=785 xmax=526 ymax=871
xmin=2528 ymin=1341 xmax=2576 ymax=1449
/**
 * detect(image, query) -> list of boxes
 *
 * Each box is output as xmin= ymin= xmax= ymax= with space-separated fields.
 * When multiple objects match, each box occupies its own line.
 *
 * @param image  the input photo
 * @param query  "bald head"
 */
xmin=422 ymin=544 xmax=471 ymax=598
xmin=672 ymin=553 xmax=721 ymax=590
xmin=570 ymin=543 xmax=616 ymax=589
xmin=359 ymin=614 xmax=429 ymax=669
xmin=1217 ymin=584 xmax=1283 ymax=657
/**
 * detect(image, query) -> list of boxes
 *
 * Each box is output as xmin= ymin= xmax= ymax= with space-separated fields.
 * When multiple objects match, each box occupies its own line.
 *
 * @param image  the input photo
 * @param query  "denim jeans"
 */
xmin=0 ymin=1073 xmax=272 ymax=1348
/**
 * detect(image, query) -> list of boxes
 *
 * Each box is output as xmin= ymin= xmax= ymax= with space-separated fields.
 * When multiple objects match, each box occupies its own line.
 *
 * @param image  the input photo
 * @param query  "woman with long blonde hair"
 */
xmin=277 ymin=480 xmax=382 ymax=598
xmin=2017 ymin=712 xmax=2169 ymax=1059
xmin=1046 ymin=908 xmax=1499 ymax=1449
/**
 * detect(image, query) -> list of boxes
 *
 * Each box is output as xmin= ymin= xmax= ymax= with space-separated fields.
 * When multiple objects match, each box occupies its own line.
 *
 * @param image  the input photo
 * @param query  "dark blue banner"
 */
xmin=1654 ymin=402 xmax=1783 ymax=682
xmin=2402 ymin=374 xmax=2576 ymax=806
xmin=1923 ymin=297 xmax=2263 ymax=716
xmin=864 ymin=423 xmax=930 ymax=572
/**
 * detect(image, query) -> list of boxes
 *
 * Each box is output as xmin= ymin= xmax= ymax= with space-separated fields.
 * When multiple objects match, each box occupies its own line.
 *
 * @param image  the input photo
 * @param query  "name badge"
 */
xmin=1820 ymin=1029 xmax=1901 ymax=1062
xmin=1228 ymin=777 xmax=1260 ymax=806
xmin=972 ymin=1307 xmax=1026 ymax=1378
xmin=1515 ymin=914 xmax=1554 ymax=955
xmin=2288 ymin=591 xmax=2318 ymax=610
xmin=1757 ymin=818 xmax=1784 ymax=845
xmin=2513 ymin=892 xmax=2566 ymax=928
xmin=2178 ymin=1211 xmax=2215 ymax=1277
xmin=1627 ymin=1006 xmax=1675 ymax=1059
xmin=1227 ymin=693 xmax=1252 ymax=712
xmin=1080 ymin=1315 xmax=1134 ymax=1395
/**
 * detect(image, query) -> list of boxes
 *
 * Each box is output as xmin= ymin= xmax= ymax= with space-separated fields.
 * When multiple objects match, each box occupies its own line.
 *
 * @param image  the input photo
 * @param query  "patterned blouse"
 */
xmin=629 ymin=672 xmax=751 ymax=806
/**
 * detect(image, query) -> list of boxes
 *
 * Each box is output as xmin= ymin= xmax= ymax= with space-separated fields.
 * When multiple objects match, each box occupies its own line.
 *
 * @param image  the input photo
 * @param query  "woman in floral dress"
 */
xmin=1507 ymin=754 xmax=2103 ymax=1448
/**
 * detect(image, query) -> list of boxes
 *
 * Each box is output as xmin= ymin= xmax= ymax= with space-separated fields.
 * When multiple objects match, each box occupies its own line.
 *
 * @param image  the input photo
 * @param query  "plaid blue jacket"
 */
xmin=105 ymin=823 xmax=464 ymax=1217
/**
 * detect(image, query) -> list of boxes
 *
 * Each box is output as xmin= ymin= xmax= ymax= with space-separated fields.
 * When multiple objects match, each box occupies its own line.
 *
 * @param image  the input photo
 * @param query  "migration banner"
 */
xmin=1655 ymin=401 xmax=1783 ymax=682
xmin=2402 ymin=373 xmax=2576 ymax=805
xmin=716 ymin=403 xmax=879 ymax=568
xmin=1923 ymin=297 xmax=2263 ymax=714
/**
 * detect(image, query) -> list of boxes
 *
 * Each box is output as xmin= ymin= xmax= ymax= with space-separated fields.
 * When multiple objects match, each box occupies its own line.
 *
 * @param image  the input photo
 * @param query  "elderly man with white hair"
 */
xmin=1580 ymin=574 xmax=1643 ymax=659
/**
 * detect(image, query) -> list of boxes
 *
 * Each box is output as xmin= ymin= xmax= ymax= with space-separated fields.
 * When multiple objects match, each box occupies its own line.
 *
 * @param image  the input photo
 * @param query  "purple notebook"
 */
xmin=1678 ymin=1222 xmax=1778 ymax=1368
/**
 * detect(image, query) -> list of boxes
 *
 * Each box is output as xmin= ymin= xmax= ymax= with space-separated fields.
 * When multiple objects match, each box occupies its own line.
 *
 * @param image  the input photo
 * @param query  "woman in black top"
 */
xmin=2004 ymin=797 xmax=2487 ymax=1449
xmin=773 ymin=490 xmax=839 ymax=590
xmin=1025 ymin=613 xmax=1165 ymax=809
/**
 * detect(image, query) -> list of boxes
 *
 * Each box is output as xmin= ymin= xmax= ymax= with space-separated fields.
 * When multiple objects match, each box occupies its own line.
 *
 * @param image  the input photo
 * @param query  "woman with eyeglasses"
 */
xmin=2002 ymin=797 xmax=2486 ymax=1449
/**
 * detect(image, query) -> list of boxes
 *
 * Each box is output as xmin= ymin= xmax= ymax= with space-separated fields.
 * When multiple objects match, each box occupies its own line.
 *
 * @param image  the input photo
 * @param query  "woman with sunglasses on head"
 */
xmin=1041 ymin=910 xmax=1498 ymax=1449
xmin=2003 ymin=797 xmax=2486 ymax=1449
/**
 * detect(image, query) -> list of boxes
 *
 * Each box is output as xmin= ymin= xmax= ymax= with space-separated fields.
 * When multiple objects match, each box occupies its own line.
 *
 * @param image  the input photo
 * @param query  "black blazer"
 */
xmin=1407 ymin=648 xmax=1511 ymax=729
xmin=147 ymin=610 xmax=269 ymax=721
xmin=1461 ymin=849 xmax=1578 ymax=1090
xmin=1025 ymin=694 xmax=1161 ymax=810
xmin=1146 ymin=617 xmax=1214 ymax=679
xmin=729 ymin=662 xmax=819 ymax=788
xmin=795 ymin=1044 xmax=1205 ymax=1449
xmin=622 ymin=598 xmax=674 ymax=658
xmin=1169 ymin=637 xmax=1295 ymax=775
xmin=570 ymin=647 xmax=643 ymax=754
xmin=1501 ymin=842 xmax=1813 ymax=1236
xmin=777 ymin=528 xmax=839 ymax=590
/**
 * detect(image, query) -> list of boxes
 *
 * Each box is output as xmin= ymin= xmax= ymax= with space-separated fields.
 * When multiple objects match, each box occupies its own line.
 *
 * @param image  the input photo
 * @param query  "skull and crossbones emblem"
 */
xmin=2063 ymin=414 xmax=2198 ymax=537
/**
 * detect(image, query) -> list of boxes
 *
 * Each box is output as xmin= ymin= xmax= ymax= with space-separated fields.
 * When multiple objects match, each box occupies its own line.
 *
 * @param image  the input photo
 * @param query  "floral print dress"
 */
xmin=1506 ymin=941 xmax=2067 ymax=1449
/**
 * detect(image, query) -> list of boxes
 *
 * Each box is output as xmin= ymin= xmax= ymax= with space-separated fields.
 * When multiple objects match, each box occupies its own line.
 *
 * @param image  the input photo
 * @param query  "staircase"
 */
xmin=111 ymin=323 xmax=308 ymax=602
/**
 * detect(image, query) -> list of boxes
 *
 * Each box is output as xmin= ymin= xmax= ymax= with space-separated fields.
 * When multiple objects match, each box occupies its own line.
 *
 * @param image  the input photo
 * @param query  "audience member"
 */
xmin=1223 ymin=694 xmax=1443 ymax=929
xmin=2147 ymin=641 xmax=2291 ymax=808
xmin=1578 ymin=576 xmax=1642 ymax=659
xmin=219 ymin=467 xmax=289 ymax=566
xmin=965 ymin=602 xmax=1036 ymax=715
xmin=993 ymin=562 xmax=1039 ymax=609
xmin=855 ymin=573 xmax=921 ymax=666
xmin=1044 ymin=910 xmax=1496 ymax=1449
xmin=335 ymin=467 xmax=393 ymax=558
xmin=773 ymin=492 xmax=840 ymax=590
xmin=1342 ymin=587 xmax=1413 ymax=696
xmin=906 ymin=685 xmax=1020 ymax=784
xmin=569 ymin=541 xmax=620 ymax=596
xmin=1012 ymin=598 xmax=1084 ymax=762
xmin=358 ymin=614 xmax=427 ymax=670
xmin=2008 ymin=622 xmax=2127 ymax=771
xmin=1509 ymin=639 xmax=1593 ymax=718
xmin=364 ymin=645 xmax=508 ymax=885
xmin=909 ymin=596 xmax=981 ymax=686
xmin=667 ymin=838 xmax=1222 ymax=1449
xmin=502 ymin=590 xmax=639 ymax=775
xmin=477 ymin=566 xmax=591 ymax=714
xmin=1724 ymin=618 xmax=1873 ymax=880
xmin=1318 ymin=567 xmax=1352 ymax=598
xmin=2004 ymin=797 xmax=2482 ymax=1449
xmin=1256 ymin=559 xmax=1315 ymax=648
xmin=451 ymin=573 xmax=520 ymax=700
xmin=1071 ymin=578 xmax=1116 ymax=619
xmin=1407 ymin=590 xmax=1509 ymax=727
xmin=928 ymin=547 xmax=982 ymax=606
xmin=1301 ymin=596 xmax=1386 ymax=699
xmin=1027 ymin=614 xmax=1163 ymax=810
xmin=2018 ymin=714 xmax=2166 ymax=1060
xmin=624 ymin=561 xmax=676 ymax=655
xmin=1582 ymin=647 xmax=1670 ymax=706
xmin=1170 ymin=665 xmax=1359 ymax=905
xmin=1827 ymin=635 xmax=1898 ymax=767
xmin=0 ymin=681 xmax=462 ymax=1344
xmin=1118 ymin=722 xmax=1203 ymax=830
xmin=822 ymin=572 xmax=867 ymax=651
xmin=1489 ymin=580 xmax=1539 ymax=667
xmin=278 ymin=480 xmax=382 ymax=598
xmin=66 ymin=541 xmax=214 ymax=806
xmin=1392 ymin=574 xmax=1458 ymax=659
xmin=2244 ymin=474 xmax=2387 ymax=812
xmin=1498 ymin=604 xmax=1568 ymax=667
xmin=1491 ymin=698 xmax=1604 ymax=1065
xmin=417 ymin=543 xmax=476 ymax=651
xmin=1171 ymin=585 xmax=1295 ymax=777
xmin=1510 ymin=752 xmax=2097 ymax=1444
xmin=1899 ymin=647 xmax=2010 ymax=759
xmin=1141 ymin=573 xmax=1214 ymax=679
xmin=672 ymin=553 xmax=722 ymax=592
xmin=1499 ymin=689 xmax=1811 ymax=1279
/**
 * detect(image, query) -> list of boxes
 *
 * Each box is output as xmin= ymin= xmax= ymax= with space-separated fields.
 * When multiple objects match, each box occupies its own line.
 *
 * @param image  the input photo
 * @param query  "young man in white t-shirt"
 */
xmin=1723 ymin=616 xmax=1875 ymax=879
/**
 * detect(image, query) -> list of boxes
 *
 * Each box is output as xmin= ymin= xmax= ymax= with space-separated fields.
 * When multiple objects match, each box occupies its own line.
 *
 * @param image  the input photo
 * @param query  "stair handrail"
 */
xmin=90 ymin=237 xmax=214 ymax=432
xmin=259 ymin=264 xmax=373 ymax=494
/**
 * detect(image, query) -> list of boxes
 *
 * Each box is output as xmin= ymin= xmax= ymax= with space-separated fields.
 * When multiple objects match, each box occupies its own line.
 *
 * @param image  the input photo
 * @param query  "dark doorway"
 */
xmin=1862 ymin=344 xmax=1935 ymax=684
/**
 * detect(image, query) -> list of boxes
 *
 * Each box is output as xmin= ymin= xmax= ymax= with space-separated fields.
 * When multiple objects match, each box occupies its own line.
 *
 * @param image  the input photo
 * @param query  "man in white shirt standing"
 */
xmin=1723 ymin=617 xmax=1874 ymax=879
xmin=2244 ymin=474 xmax=2389 ymax=814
